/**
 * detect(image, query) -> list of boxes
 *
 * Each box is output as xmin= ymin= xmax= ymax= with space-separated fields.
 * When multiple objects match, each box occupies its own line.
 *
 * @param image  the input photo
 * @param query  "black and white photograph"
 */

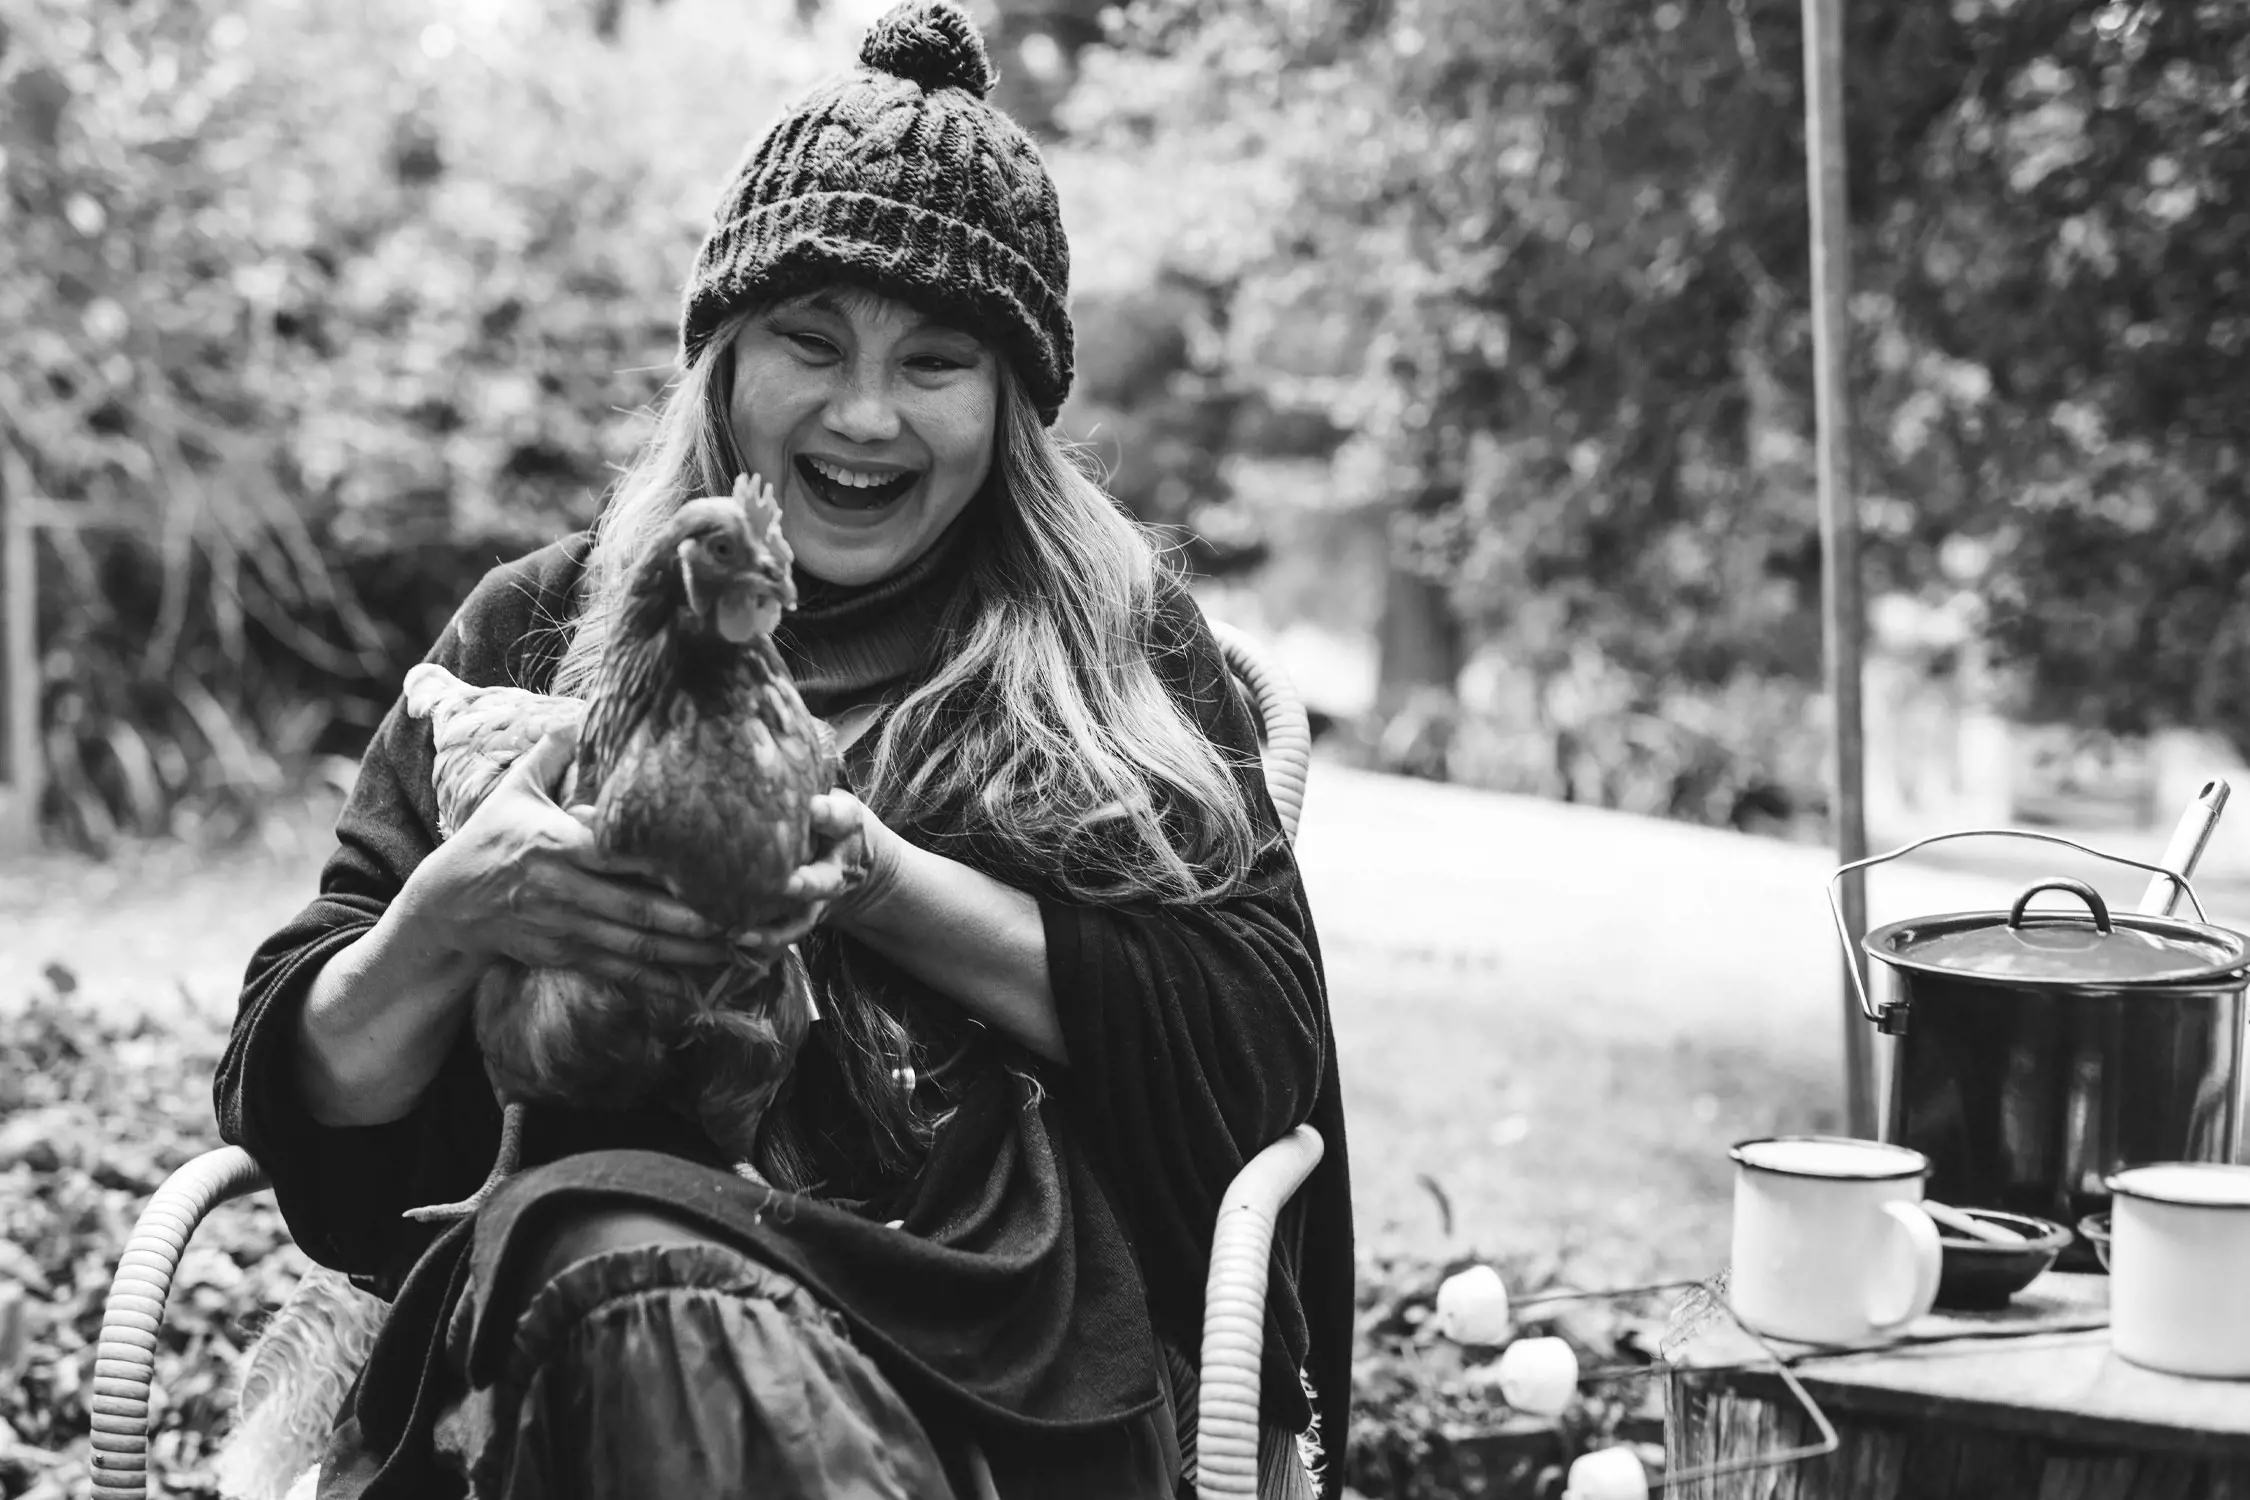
xmin=3 ymin=0 xmax=2249 ymax=1495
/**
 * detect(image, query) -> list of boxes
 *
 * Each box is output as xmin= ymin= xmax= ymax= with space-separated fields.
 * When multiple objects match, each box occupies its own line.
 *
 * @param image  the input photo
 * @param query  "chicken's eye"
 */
xmin=706 ymin=537 xmax=740 ymax=563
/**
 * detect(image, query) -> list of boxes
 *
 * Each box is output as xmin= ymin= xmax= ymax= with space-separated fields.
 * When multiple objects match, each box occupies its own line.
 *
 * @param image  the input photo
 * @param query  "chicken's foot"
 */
xmin=402 ymin=1100 xmax=526 ymax=1224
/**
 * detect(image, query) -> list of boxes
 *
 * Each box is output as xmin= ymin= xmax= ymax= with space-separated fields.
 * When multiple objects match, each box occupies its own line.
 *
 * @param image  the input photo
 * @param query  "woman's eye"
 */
xmin=907 ymin=354 xmax=968 ymax=374
xmin=785 ymin=331 xmax=839 ymax=358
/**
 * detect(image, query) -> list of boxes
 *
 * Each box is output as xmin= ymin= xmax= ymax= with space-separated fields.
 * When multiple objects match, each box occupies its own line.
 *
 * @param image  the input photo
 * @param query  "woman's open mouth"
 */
xmin=795 ymin=455 xmax=919 ymax=513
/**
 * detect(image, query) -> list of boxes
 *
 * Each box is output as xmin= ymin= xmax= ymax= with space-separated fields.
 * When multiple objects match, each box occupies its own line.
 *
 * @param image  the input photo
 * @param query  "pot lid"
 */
xmin=1866 ymin=876 xmax=2250 ymax=986
xmin=2108 ymin=1163 xmax=2250 ymax=1208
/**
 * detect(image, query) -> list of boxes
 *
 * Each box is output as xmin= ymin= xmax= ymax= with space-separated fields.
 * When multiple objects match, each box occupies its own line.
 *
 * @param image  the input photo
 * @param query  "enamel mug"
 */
xmin=2105 ymin=1162 xmax=2250 ymax=1378
xmin=1728 ymin=1136 xmax=1944 ymax=1344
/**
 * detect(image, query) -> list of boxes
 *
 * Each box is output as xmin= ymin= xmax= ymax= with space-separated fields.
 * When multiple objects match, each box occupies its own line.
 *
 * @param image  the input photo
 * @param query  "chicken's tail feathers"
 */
xmin=476 ymin=964 xmax=676 ymax=1111
xmin=681 ymin=962 xmax=816 ymax=1162
xmin=401 ymin=662 xmax=465 ymax=721
xmin=214 ymin=1267 xmax=386 ymax=1500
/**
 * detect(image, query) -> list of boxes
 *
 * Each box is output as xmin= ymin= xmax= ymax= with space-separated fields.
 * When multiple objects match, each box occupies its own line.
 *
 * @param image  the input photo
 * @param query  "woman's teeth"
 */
xmin=807 ymin=457 xmax=893 ymax=488
xmin=798 ymin=455 xmax=917 ymax=509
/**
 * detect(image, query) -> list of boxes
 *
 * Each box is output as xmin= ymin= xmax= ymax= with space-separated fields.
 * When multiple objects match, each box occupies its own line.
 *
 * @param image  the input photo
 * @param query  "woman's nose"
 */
xmin=822 ymin=362 xmax=901 ymax=445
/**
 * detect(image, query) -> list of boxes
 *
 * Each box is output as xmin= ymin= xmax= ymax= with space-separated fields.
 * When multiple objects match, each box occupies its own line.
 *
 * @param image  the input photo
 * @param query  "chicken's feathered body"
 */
xmin=405 ymin=675 xmax=587 ymax=839
xmin=585 ymin=632 xmax=826 ymax=937
xmin=400 ymin=475 xmax=834 ymax=1221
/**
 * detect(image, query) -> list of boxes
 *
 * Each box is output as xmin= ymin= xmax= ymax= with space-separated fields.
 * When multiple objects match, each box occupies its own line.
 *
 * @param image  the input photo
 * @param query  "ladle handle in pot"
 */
xmin=1826 ymin=828 xmax=2212 ymax=1030
xmin=2140 ymin=778 xmax=2231 ymax=918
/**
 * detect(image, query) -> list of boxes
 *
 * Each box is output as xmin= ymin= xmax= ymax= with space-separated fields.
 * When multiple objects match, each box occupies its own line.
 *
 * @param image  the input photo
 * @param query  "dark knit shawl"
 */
xmin=213 ymin=532 xmax=1354 ymax=1498
xmin=774 ymin=515 xmax=972 ymax=719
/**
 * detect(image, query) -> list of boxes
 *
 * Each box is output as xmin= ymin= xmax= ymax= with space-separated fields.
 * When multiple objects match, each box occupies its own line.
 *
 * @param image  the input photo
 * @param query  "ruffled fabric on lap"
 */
xmin=432 ymin=1243 xmax=955 ymax=1500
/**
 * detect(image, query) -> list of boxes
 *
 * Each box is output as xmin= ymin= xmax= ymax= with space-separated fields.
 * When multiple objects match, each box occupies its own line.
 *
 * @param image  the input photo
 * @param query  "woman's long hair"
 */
xmin=550 ymin=302 xmax=1265 ymax=1184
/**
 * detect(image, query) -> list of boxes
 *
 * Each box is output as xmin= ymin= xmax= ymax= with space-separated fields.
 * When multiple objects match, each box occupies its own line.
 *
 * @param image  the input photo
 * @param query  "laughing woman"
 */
xmin=215 ymin=4 xmax=1351 ymax=1496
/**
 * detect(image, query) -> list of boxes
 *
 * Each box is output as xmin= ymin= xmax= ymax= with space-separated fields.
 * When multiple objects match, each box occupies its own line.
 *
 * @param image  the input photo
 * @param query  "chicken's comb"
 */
xmin=731 ymin=473 xmax=793 ymax=575
xmin=732 ymin=471 xmax=782 ymax=531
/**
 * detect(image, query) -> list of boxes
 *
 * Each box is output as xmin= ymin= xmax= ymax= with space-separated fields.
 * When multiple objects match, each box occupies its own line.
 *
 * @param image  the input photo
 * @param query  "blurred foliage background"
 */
xmin=2 ymin=0 xmax=2247 ymax=849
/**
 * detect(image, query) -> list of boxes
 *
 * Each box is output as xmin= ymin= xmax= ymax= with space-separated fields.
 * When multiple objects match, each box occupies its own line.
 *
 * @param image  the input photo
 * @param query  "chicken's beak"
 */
xmin=716 ymin=586 xmax=781 ymax=644
xmin=680 ymin=540 xmax=779 ymax=643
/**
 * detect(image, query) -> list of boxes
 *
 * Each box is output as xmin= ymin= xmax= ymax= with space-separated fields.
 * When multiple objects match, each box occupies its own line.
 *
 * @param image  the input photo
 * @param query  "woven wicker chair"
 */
xmin=91 ymin=621 xmax=1323 ymax=1500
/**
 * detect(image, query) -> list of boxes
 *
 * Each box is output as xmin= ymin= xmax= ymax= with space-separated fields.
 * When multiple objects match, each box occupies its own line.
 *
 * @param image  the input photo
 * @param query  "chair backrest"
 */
xmin=1210 ymin=621 xmax=1310 ymax=845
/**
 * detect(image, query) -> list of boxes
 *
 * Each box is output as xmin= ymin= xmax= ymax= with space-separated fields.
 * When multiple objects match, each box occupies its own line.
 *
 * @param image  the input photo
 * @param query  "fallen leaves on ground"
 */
xmin=1345 ymin=1250 xmax=1675 ymax=1499
xmin=0 ymin=985 xmax=304 ymax=1499
xmin=1 ymin=977 xmax=1694 ymax=1500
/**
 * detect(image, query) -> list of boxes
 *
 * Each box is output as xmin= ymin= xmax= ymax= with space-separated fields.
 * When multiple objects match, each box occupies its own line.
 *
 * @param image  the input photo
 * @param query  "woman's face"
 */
xmin=728 ymin=287 xmax=1000 ymax=587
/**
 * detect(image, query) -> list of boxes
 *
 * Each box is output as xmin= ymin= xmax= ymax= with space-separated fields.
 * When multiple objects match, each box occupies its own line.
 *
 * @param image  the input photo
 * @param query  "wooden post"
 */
xmin=1802 ymin=0 xmax=1875 ymax=1137
xmin=0 ymin=440 xmax=42 ymax=854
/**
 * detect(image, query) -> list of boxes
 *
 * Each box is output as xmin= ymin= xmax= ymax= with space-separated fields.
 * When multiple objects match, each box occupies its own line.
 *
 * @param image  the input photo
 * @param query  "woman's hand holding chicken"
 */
xmin=436 ymin=729 xmax=733 ymax=992
xmin=752 ymin=788 xmax=1069 ymax=1063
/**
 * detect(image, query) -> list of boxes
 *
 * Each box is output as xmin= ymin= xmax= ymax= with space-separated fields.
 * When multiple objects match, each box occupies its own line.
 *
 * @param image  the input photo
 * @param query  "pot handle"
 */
xmin=2008 ymin=878 xmax=2113 ymax=933
xmin=1827 ymin=828 xmax=2211 ymax=1031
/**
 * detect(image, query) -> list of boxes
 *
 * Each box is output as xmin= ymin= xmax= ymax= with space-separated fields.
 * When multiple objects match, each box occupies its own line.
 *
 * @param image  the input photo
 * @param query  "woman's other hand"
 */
xmin=735 ymin=790 xmax=1064 ymax=1061
xmin=730 ymin=790 xmax=900 ymax=950
xmin=410 ymin=727 xmax=735 ymax=996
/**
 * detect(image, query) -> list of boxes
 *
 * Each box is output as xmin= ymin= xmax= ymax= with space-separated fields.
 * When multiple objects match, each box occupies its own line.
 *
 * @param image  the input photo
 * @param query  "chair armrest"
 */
xmin=1210 ymin=621 xmax=1312 ymax=844
xmin=1197 ymin=1125 xmax=1324 ymax=1500
xmin=91 ymin=1146 xmax=270 ymax=1500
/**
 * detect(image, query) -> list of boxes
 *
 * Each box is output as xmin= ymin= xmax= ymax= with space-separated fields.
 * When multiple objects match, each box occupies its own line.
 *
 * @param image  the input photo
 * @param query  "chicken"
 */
xmin=399 ymin=474 xmax=841 ymax=1222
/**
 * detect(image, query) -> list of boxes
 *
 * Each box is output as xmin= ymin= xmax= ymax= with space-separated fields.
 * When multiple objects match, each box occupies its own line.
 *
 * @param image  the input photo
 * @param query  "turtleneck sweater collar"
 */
xmin=774 ymin=514 xmax=975 ymax=718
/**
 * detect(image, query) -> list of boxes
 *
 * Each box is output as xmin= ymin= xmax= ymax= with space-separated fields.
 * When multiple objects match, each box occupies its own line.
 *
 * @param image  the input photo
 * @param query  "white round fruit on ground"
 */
xmin=1565 ymin=1444 xmax=1649 ymax=1500
xmin=1495 ymin=1334 xmax=1579 ymax=1415
xmin=1432 ymin=1264 xmax=1512 ymax=1344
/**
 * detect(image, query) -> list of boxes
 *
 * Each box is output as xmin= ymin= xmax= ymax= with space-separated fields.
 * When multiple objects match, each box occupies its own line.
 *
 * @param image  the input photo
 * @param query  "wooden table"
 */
xmin=1665 ymin=1274 xmax=2250 ymax=1498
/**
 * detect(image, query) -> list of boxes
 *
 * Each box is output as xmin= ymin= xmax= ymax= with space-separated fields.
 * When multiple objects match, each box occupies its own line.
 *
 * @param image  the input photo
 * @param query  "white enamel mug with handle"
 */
xmin=1728 ymin=1136 xmax=1945 ymax=1345
xmin=2105 ymin=1162 xmax=2250 ymax=1378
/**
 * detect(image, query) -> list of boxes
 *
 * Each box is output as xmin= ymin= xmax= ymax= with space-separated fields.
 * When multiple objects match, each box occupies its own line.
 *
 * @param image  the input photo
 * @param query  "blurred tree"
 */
xmin=1875 ymin=4 xmax=2250 ymax=755
xmin=1075 ymin=0 xmax=1839 ymax=816
xmin=983 ymin=0 xmax=1111 ymax=136
xmin=1076 ymin=0 xmax=2250 ymax=818
xmin=1061 ymin=269 xmax=1288 ymax=576
xmin=0 ymin=0 xmax=841 ymax=844
xmin=10 ymin=0 xmax=2242 ymax=846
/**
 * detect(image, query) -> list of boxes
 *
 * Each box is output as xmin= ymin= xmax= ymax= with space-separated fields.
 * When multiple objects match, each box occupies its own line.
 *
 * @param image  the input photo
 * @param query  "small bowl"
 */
xmin=2078 ymin=1212 xmax=2112 ymax=1271
xmin=1934 ymin=1209 xmax=2073 ymax=1310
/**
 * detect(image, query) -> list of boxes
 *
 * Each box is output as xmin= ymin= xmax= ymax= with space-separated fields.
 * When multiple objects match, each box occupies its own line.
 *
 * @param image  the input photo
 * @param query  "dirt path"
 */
xmin=1289 ymin=764 xmax=2250 ymax=1271
xmin=10 ymin=765 xmax=2242 ymax=1277
xmin=0 ymin=802 xmax=336 ymax=1028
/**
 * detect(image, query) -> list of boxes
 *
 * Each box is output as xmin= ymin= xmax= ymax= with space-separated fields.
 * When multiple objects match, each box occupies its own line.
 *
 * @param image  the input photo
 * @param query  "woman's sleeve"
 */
xmin=211 ymin=550 xmax=573 ymax=1282
xmin=1040 ymin=585 xmax=1329 ymax=1340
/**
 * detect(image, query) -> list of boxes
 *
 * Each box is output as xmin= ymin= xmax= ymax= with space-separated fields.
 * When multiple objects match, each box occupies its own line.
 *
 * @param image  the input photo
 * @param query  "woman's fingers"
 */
xmin=770 ymin=788 xmax=891 ymax=924
xmin=488 ymin=788 xmax=877 ymax=972
xmin=562 ymin=813 xmax=675 ymax=883
xmin=574 ymin=951 xmax=702 ymax=1002
xmin=568 ymin=909 xmax=734 ymax=970
xmin=731 ymin=902 xmax=828 ymax=950
xmin=783 ymin=858 xmax=862 ymax=904
xmin=808 ymin=790 xmax=863 ymax=839
xmin=548 ymin=865 xmax=723 ymax=943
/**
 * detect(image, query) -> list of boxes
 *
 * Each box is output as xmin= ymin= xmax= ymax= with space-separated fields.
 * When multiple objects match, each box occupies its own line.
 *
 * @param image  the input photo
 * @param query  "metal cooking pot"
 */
xmin=1832 ymin=831 xmax=2250 ymax=1273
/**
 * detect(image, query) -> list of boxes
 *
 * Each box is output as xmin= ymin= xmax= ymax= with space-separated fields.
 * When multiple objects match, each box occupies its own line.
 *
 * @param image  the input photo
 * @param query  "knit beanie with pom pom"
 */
xmin=681 ymin=0 xmax=1074 ymax=424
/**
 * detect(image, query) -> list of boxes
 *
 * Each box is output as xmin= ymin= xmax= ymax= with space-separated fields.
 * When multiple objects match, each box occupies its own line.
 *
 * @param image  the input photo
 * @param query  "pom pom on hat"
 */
xmin=682 ymin=0 xmax=1074 ymax=421
xmin=860 ymin=1 xmax=995 ymax=97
